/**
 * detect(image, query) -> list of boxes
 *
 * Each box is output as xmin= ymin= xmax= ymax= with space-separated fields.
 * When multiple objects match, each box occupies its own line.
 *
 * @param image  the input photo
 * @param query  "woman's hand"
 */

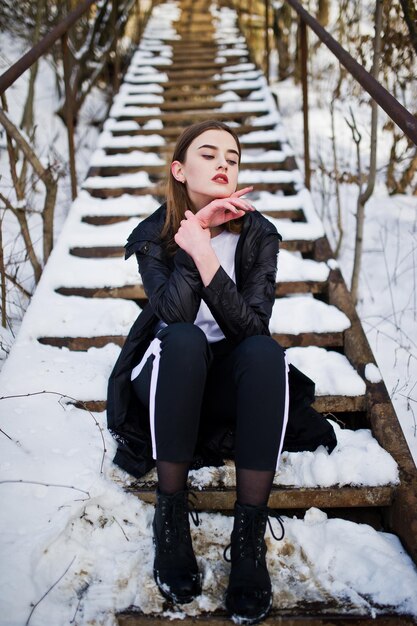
xmin=174 ymin=211 xmax=220 ymax=286
xmin=196 ymin=186 xmax=255 ymax=229
xmin=174 ymin=210 xmax=212 ymax=258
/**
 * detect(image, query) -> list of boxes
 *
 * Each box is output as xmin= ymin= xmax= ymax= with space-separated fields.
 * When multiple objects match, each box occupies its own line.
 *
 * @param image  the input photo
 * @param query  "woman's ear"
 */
xmin=171 ymin=161 xmax=185 ymax=183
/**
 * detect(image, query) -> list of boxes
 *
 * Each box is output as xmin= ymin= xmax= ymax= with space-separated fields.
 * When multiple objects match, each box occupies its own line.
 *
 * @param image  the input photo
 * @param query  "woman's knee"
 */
xmin=236 ymin=335 xmax=285 ymax=370
xmin=159 ymin=322 xmax=208 ymax=358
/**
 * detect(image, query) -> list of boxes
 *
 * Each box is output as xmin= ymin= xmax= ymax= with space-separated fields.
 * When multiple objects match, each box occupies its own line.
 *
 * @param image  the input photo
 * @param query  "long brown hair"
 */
xmin=162 ymin=120 xmax=243 ymax=250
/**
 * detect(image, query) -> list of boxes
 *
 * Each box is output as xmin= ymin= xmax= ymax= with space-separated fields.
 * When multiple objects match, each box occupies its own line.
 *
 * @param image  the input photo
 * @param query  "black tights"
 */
xmin=157 ymin=461 xmax=275 ymax=507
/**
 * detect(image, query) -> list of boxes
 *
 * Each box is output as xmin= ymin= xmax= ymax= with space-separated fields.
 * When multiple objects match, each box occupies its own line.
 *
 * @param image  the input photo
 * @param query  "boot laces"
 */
xmin=223 ymin=507 xmax=284 ymax=565
xmin=159 ymin=491 xmax=200 ymax=551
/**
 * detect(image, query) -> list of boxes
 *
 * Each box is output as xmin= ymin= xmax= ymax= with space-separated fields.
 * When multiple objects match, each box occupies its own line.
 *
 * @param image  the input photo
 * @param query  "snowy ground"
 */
xmin=1 ymin=2 xmax=417 ymax=626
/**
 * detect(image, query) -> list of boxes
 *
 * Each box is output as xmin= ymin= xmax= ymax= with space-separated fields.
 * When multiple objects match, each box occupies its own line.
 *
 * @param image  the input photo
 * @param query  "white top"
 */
xmin=194 ymin=229 xmax=240 ymax=343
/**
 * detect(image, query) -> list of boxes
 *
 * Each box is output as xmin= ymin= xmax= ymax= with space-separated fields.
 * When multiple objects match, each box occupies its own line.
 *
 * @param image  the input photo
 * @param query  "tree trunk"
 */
xmin=20 ymin=0 xmax=45 ymax=133
xmin=272 ymin=6 xmax=292 ymax=80
xmin=351 ymin=0 xmax=382 ymax=303
xmin=318 ymin=0 xmax=330 ymax=26
xmin=0 ymin=214 xmax=7 ymax=328
xmin=399 ymin=0 xmax=417 ymax=57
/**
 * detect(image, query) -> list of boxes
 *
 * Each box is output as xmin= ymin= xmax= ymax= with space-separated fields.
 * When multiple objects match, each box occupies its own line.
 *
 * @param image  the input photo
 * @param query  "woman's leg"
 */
xmin=131 ymin=322 xmax=210 ymax=604
xmin=132 ymin=322 xmax=210 ymax=492
xmin=207 ymin=335 xmax=288 ymax=624
xmin=206 ymin=334 xmax=288 ymax=502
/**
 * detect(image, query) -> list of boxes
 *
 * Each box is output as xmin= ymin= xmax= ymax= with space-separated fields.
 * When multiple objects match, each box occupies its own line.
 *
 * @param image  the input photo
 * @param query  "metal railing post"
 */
xmin=264 ymin=0 xmax=270 ymax=83
xmin=300 ymin=19 xmax=311 ymax=189
xmin=61 ymin=33 xmax=78 ymax=200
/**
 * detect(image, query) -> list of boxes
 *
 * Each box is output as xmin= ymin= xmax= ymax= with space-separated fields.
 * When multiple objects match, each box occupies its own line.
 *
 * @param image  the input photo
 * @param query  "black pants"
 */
xmin=131 ymin=323 xmax=289 ymax=471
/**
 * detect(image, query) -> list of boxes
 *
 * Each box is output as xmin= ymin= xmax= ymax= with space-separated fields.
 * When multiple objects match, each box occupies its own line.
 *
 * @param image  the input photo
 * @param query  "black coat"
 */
xmin=107 ymin=205 xmax=337 ymax=479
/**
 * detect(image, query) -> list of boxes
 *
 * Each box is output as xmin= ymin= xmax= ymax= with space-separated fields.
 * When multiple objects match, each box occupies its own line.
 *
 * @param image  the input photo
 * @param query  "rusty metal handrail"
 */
xmin=0 ymin=0 xmax=96 ymax=96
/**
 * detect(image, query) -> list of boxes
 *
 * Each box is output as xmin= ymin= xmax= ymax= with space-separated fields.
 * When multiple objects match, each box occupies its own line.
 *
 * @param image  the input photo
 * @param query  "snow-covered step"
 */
xmin=108 ymin=108 xmax=271 ymax=124
xmin=106 ymin=119 xmax=278 ymax=138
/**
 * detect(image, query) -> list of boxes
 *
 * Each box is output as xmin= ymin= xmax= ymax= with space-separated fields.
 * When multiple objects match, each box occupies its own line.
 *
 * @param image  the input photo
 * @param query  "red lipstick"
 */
xmin=212 ymin=173 xmax=229 ymax=184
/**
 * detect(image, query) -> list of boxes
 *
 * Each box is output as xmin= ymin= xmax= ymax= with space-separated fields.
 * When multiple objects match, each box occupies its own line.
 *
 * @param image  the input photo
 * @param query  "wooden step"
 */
xmin=124 ymin=484 xmax=395 ymax=511
xmin=117 ymin=611 xmax=415 ymax=625
xmin=71 ymin=393 xmax=366 ymax=415
xmin=110 ymin=110 xmax=269 ymax=124
xmin=79 ymin=208 xmax=302 ymax=225
xmin=37 ymin=330 xmax=343 ymax=352
xmin=68 ymin=239 xmax=313 ymax=258
xmin=102 ymin=139 xmax=284 ymax=154
xmin=161 ymin=86 xmax=263 ymax=99
xmin=109 ymin=122 xmax=276 ymax=137
xmin=55 ymin=278 xmax=328 ymax=300
xmin=125 ymin=77 xmax=259 ymax=89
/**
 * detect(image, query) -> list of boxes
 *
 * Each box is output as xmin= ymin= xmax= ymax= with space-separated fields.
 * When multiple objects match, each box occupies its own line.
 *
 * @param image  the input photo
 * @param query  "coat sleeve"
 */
xmin=201 ymin=230 xmax=279 ymax=342
xmin=137 ymin=246 xmax=203 ymax=324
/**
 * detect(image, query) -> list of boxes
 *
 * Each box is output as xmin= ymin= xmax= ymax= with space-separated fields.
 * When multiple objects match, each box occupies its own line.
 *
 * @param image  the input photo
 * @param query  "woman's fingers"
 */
xmin=231 ymin=186 xmax=253 ymax=198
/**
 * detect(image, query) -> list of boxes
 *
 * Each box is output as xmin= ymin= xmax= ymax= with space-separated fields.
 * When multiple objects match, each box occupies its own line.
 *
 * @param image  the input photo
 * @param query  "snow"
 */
xmin=185 ymin=420 xmax=399 ymax=489
xmin=112 ymin=92 xmax=164 ymax=104
xmin=240 ymin=126 xmax=286 ymax=143
xmin=98 ymin=132 xmax=165 ymax=149
xmin=286 ymin=346 xmax=367 ymax=396
xmin=277 ymin=250 xmax=330 ymax=283
xmin=365 ymin=363 xmax=383 ymax=384
xmin=241 ymin=149 xmax=287 ymax=163
xmin=90 ymin=149 xmax=165 ymax=167
xmin=1 ymin=0 xmax=417 ymax=624
xmin=109 ymin=104 xmax=162 ymax=117
xmin=72 ymin=192 xmax=159 ymax=217
xmin=220 ymin=100 xmax=269 ymax=112
xmin=83 ymin=171 xmax=152 ymax=189
xmin=124 ymin=72 xmax=168 ymax=83
xmin=239 ymin=169 xmax=302 ymax=184
xmin=119 ymin=82 xmax=164 ymax=93
xmin=29 ymin=294 xmax=140 ymax=338
xmin=269 ymin=295 xmax=351 ymax=334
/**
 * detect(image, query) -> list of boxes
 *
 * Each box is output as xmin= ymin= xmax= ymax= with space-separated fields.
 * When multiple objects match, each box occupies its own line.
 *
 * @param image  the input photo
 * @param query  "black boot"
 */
xmin=153 ymin=489 xmax=201 ymax=604
xmin=225 ymin=502 xmax=284 ymax=625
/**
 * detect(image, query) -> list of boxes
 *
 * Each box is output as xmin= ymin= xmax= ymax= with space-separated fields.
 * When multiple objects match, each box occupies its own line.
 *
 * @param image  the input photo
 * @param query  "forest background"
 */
xmin=0 ymin=0 xmax=416 ymax=461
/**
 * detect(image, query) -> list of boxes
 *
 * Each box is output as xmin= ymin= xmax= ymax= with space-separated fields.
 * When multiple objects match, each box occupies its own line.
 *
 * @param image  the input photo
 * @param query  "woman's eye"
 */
xmin=202 ymin=154 xmax=214 ymax=159
xmin=227 ymin=160 xmax=238 ymax=166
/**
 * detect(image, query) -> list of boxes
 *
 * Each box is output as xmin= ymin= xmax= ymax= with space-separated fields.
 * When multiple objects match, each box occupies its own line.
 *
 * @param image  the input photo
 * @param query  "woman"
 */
xmin=107 ymin=120 xmax=334 ymax=624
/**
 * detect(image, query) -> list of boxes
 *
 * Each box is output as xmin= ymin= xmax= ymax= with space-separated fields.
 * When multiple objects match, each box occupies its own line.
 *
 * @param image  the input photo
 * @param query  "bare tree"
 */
xmin=56 ymin=0 xmax=138 ymax=126
xmin=350 ymin=0 xmax=383 ymax=304
xmin=0 ymin=103 xmax=59 ymax=279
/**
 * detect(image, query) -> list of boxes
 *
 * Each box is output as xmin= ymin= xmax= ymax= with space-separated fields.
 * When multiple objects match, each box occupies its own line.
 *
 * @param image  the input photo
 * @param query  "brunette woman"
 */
xmin=108 ymin=120 xmax=289 ymax=624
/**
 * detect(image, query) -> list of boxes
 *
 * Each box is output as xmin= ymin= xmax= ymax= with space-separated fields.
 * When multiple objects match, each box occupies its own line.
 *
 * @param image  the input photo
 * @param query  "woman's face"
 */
xmin=171 ymin=129 xmax=240 ymax=210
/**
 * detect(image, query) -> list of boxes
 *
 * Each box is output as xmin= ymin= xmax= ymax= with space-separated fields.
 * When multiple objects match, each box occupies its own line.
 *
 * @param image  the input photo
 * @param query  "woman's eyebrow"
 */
xmin=197 ymin=143 xmax=239 ymax=157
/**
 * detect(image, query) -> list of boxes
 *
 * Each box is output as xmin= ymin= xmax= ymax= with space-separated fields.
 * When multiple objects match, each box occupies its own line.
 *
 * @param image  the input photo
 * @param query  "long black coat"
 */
xmin=107 ymin=205 xmax=336 ymax=478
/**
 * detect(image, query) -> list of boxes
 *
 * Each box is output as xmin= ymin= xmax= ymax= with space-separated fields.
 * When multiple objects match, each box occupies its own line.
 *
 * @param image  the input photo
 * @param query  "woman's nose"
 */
xmin=217 ymin=155 xmax=228 ymax=169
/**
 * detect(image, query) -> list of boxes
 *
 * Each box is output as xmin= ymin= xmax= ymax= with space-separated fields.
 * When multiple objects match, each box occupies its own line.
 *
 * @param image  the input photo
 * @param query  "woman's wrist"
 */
xmin=192 ymin=246 xmax=220 ymax=287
